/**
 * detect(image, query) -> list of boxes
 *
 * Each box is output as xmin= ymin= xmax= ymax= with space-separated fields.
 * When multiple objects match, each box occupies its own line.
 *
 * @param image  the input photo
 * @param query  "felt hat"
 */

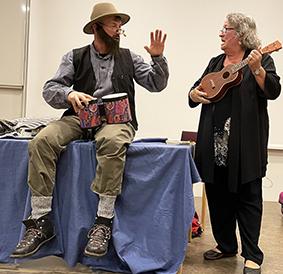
xmin=83 ymin=2 xmax=130 ymax=34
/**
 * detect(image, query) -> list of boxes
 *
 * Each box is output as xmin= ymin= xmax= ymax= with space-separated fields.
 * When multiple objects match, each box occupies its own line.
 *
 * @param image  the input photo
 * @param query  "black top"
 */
xmin=189 ymin=51 xmax=281 ymax=192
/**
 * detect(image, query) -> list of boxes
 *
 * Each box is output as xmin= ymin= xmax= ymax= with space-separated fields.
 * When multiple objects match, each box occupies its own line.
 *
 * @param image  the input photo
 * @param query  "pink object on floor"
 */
xmin=279 ymin=192 xmax=283 ymax=215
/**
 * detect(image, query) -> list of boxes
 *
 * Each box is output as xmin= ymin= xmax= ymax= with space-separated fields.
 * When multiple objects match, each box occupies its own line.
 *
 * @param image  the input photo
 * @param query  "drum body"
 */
xmin=78 ymin=98 xmax=102 ymax=128
xmin=102 ymin=93 xmax=132 ymax=124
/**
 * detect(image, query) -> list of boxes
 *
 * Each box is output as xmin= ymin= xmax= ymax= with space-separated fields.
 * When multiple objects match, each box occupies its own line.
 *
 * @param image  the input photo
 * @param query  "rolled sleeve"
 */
xmin=131 ymin=51 xmax=169 ymax=92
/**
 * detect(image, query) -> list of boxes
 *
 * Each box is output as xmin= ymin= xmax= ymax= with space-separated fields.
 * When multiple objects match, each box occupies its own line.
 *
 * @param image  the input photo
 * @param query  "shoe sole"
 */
xmin=204 ymin=253 xmax=237 ymax=260
xmin=203 ymin=249 xmax=237 ymax=260
xmin=84 ymin=249 xmax=107 ymax=257
xmin=10 ymin=234 xmax=56 ymax=258
xmin=243 ymin=266 xmax=261 ymax=274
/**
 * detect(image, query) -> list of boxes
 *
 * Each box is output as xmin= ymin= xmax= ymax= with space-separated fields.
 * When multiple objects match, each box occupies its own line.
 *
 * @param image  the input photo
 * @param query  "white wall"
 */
xmin=25 ymin=0 xmax=283 ymax=201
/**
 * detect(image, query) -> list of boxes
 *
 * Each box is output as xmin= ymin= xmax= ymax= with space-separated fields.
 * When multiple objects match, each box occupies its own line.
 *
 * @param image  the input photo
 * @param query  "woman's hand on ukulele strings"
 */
xmin=248 ymin=49 xmax=262 ymax=73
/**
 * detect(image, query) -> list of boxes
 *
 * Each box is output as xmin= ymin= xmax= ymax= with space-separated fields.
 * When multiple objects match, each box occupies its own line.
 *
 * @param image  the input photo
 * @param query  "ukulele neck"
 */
xmin=231 ymin=58 xmax=249 ymax=73
xmin=231 ymin=40 xmax=282 ymax=74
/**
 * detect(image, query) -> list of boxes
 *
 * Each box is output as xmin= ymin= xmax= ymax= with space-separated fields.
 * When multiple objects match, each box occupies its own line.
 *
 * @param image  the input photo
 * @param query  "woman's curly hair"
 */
xmin=227 ymin=13 xmax=261 ymax=50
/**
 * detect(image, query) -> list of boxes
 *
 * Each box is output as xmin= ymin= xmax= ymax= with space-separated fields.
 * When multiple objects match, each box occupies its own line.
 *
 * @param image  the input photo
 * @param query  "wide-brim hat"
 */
xmin=83 ymin=2 xmax=130 ymax=34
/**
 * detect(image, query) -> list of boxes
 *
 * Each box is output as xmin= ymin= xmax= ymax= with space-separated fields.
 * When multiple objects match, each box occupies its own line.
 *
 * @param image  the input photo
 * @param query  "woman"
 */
xmin=188 ymin=13 xmax=281 ymax=274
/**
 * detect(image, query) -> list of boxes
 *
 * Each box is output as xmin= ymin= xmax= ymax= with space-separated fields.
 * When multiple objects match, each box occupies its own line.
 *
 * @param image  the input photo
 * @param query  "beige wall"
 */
xmin=1 ymin=0 xmax=282 ymax=144
xmin=0 ymin=0 xmax=28 ymax=119
xmin=0 ymin=88 xmax=23 ymax=119
xmin=2 ymin=0 xmax=283 ymax=201
xmin=26 ymin=0 xmax=283 ymax=146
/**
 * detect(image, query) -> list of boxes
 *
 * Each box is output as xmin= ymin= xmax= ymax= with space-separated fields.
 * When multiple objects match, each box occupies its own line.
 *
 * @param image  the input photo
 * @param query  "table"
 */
xmin=0 ymin=138 xmax=200 ymax=274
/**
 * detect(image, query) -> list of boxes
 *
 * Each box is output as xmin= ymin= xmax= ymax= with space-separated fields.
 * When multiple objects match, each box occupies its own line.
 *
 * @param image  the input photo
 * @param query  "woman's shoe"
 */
xmin=243 ymin=266 xmax=261 ymax=274
xmin=203 ymin=249 xmax=237 ymax=260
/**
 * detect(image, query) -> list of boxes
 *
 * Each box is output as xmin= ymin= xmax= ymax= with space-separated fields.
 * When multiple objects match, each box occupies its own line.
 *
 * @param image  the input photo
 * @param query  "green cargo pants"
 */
xmin=28 ymin=115 xmax=135 ymax=197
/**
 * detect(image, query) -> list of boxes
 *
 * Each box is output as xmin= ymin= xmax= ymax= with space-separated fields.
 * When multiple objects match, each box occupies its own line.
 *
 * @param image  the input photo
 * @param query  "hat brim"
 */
xmin=83 ymin=13 xmax=130 ymax=34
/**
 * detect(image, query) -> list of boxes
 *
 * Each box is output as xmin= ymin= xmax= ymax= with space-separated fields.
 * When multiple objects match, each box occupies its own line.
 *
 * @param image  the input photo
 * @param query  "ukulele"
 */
xmin=200 ymin=40 xmax=282 ymax=102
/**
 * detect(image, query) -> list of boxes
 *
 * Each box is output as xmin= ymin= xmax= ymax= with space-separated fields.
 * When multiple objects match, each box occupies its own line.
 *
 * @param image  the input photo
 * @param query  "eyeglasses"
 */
xmin=220 ymin=27 xmax=235 ymax=34
xmin=99 ymin=23 xmax=126 ymax=37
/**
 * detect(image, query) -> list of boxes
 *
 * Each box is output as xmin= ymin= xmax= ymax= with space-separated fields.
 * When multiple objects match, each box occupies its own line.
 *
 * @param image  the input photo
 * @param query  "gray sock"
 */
xmin=97 ymin=195 xmax=117 ymax=219
xmin=31 ymin=196 xmax=52 ymax=219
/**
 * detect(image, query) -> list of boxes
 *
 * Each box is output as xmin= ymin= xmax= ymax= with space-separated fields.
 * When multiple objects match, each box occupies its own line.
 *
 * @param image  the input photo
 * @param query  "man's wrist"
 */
xmin=151 ymin=54 xmax=163 ymax=59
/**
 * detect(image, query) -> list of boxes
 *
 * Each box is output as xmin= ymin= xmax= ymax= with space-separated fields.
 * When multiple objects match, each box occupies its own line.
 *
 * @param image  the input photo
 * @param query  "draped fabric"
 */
xmin=0 ymin=139 xmax=200 ymax=274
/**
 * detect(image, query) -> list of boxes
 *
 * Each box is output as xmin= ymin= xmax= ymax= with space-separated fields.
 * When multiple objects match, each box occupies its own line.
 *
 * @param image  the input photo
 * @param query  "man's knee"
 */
xmin=28 ymin=133 xmax=60 ymax=155
xmin=96 ymin=124 xmax=134 ymax=149
xmin=101 ymin=135 xmax=126 ymax=154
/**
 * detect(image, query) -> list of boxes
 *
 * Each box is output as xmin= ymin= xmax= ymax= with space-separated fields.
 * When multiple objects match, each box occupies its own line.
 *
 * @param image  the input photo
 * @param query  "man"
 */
xmin=11 ymin=2 xmax=168 ymax=258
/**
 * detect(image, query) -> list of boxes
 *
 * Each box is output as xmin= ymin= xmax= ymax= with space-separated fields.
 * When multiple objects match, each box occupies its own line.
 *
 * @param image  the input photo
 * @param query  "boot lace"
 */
xmin=16 ymin=228 xmax=43 ymax=248
xmin=87 ymin=224 xmax=111 ymax=247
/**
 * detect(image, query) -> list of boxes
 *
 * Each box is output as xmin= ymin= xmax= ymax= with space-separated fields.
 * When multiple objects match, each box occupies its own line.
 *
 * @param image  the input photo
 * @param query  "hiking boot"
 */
xmin=10 ymin=214 xmax=55 ymax=258
xmin=84 ymin=216 xmax=112 ymax=257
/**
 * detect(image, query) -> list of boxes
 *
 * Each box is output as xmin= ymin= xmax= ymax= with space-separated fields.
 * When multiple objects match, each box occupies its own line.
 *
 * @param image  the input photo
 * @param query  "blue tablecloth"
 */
xmin=0 ymin=139 xmax=200 ymax=274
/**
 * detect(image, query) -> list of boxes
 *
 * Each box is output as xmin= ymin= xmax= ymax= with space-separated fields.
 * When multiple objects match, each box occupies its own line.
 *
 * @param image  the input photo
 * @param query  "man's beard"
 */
xmin=96 ymin=25 xmax=120 ymax=55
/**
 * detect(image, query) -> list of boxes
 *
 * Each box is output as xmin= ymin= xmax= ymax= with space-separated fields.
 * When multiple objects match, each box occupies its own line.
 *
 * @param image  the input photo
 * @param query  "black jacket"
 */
xmin=189 ymin=51 xmax=281 ymax=192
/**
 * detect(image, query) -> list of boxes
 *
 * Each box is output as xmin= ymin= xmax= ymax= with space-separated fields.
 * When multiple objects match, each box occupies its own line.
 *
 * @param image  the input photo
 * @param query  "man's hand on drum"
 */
xmin=144 ymin=29 xmax=167 ymax=57
xmin=67 ymin=91 xmax=94 ymax=113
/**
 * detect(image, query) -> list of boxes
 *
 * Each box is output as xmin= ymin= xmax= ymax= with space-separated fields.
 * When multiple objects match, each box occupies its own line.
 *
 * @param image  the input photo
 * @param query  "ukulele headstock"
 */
xmin=260 ymin=40 xmax=282 ymax=54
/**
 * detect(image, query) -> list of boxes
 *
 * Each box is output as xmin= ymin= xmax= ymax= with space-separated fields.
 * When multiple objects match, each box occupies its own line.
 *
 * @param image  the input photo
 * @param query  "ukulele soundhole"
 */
xmin=222 ymin=71 xmax=230 ymax=79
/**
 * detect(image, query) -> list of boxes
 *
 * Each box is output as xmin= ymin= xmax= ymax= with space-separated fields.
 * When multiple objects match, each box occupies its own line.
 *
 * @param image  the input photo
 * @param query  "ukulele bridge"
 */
xmin=210 ymin=79 xmax=215 ymax=89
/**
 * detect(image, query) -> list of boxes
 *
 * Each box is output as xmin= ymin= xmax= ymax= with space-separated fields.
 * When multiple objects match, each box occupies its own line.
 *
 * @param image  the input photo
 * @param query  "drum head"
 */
xmin=102 ymin=93 xmax=127 ymax=101
xmin=88 ymin=98 xmax=98 ymax=104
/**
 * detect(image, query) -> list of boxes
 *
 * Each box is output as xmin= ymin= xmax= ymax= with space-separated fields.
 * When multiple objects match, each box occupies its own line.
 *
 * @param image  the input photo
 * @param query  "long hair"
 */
xmin=227 ymin=13 xmax=261 ymax=50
